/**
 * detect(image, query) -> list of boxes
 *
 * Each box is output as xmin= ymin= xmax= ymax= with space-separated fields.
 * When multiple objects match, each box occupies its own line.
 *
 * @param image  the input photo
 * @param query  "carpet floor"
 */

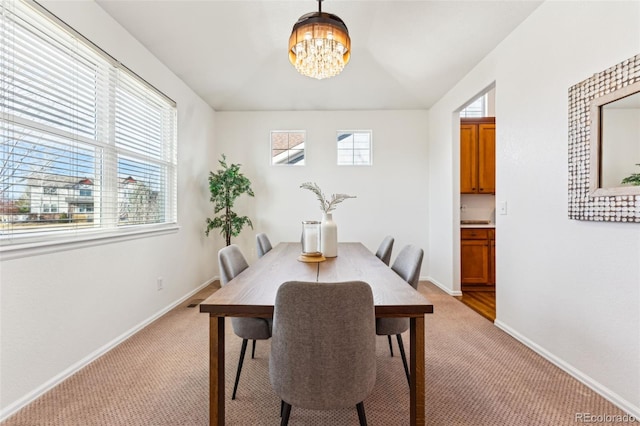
xmin=2 ymin=282 xmax=628 ymax=425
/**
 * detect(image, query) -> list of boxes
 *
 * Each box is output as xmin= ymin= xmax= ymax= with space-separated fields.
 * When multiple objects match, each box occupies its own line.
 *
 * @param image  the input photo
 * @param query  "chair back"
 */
xmin=256 ymin=233 xmax=273 ymax=258
xmin=218 ymin=244 xmax=249 ymax=285
xmin=391 ymin=244 xmax=424 ymax=289
xmin=375 ymin=235 xmax=394 ymax=266
xmin=270 ymin=281 xmax=376 ymax=411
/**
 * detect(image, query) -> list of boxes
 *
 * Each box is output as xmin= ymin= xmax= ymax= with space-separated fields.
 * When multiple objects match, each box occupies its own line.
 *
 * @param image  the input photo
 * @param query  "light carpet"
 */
xmin=2 ymin=282 xmax=628 ymax=425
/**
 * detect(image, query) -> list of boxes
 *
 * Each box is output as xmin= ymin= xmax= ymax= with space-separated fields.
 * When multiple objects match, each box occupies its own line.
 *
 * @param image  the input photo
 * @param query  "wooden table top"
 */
xmin=200 ymin=242 xmax=433 ymax=318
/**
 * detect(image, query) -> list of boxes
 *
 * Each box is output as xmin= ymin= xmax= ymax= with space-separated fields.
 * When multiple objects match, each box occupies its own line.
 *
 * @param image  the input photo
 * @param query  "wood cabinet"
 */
xmin=461 ymin=228 xmax=495 ymax=287
xmin=460 ymin=117 xmax=495 ymax=194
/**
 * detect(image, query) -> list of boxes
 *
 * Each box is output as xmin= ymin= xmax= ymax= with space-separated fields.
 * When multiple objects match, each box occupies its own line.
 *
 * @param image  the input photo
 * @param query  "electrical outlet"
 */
xmin=157 ymin=277 xmax=164 ymax=291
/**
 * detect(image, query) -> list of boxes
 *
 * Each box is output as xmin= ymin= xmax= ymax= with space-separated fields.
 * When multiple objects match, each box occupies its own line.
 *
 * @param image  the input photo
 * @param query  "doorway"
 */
xmin=455 ymin=89 xmax=496 ymax=321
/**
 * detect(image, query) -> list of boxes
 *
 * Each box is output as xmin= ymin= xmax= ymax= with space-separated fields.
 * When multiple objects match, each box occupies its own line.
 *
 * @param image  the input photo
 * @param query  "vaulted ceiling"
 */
xmin=96 ymin=0 xmax=542 ymax=111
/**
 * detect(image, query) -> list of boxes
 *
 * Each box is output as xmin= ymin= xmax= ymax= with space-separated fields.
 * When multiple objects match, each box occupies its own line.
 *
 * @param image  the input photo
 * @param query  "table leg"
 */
xmin=210 ymin=316 xmax=225 ymax=426
xmin=410 ymin=315 xmax=425 ymax=426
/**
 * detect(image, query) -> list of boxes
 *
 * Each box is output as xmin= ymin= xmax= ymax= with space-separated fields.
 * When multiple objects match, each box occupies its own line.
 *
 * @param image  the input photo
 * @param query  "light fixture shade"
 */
xmin=289 ymin=11 xmax=351 ymax=80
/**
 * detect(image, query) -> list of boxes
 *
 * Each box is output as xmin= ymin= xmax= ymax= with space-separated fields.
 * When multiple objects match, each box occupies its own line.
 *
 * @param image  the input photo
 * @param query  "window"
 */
xmin=0 ymin=0 xmax=177 ymax=245
xmin=77 ymin=204 xmax=93 ymax=213
xmin=460 ymin=94 xmax=487 ymax=118
xmin=337 ymin=131 xmax=372 ymax=165
xmin=271 ymin=131 xmax=305 ymax=165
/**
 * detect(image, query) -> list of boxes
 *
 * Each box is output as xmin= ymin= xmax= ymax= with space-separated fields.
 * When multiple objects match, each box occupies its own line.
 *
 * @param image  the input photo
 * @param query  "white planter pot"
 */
xmin=320 ymin=213 xmax=338 ymax=257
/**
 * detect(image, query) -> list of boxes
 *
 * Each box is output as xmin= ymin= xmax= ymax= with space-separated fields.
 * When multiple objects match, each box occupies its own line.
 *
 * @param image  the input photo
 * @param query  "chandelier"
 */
xmin=288 ymin=0 xmax=351 ymax=80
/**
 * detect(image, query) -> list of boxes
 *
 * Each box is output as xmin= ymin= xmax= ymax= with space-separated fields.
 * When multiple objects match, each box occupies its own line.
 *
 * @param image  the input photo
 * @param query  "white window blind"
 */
xmin=0 ymin=0 xmax=177 ymax=246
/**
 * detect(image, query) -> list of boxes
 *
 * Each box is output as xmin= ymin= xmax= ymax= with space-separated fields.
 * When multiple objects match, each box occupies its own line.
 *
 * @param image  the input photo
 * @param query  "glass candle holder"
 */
xmin=301 ymin=221 xmax=321 ymax=255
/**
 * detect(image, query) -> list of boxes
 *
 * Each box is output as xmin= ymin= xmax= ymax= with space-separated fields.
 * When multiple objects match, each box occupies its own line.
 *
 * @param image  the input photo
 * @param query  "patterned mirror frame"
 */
xmin=568 ymin=54 xmax=640 ymax=223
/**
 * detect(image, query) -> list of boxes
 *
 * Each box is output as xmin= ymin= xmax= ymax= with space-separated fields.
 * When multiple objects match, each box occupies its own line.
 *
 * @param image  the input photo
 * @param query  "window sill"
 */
xmin=0 ymin=224 xmax=180 ymax=261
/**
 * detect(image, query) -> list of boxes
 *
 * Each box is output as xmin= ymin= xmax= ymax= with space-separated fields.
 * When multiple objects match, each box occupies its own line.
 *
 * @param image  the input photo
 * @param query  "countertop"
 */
xmin=460 ymin=222 xmax=495 ymax=229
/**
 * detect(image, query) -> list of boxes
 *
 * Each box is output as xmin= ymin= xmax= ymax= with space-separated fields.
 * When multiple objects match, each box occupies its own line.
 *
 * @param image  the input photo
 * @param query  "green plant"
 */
xmin=206 ymin=155 xmax=254 ymax=246
xmin=621 ymin=164 xmax=640 ymax=186
xmin=300 ymin=182 xmax=356 ymax=213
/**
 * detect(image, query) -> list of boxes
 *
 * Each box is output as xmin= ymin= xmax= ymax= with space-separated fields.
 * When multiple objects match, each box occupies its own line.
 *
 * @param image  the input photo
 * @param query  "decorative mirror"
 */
xmin=568 ymin=54 xmax=640 ymax=222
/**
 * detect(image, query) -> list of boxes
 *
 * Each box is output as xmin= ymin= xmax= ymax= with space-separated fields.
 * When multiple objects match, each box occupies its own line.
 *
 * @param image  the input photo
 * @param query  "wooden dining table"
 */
xmin=199 ymin=242 xmax=434 ymax=425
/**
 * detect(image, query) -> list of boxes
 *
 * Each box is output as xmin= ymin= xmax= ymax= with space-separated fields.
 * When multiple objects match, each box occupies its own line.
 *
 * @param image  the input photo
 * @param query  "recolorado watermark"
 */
xmin=575 ymin=413 xmax=637 ymax=423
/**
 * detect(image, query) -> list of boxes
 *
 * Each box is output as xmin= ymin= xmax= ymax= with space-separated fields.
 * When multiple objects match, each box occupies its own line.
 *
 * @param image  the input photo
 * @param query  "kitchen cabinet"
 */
xmin=460 ymin=117 xmax=495 ymax=194
xmin=461 ymin=228 xmax=495 ymax=287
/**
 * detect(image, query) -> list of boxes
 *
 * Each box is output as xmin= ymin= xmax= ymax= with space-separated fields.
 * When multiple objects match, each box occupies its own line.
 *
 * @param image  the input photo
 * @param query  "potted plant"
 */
xmin=206 ymin=155 xmax=254 ymax=246
xmin=621 ymin=164 xmax=640 ymax=186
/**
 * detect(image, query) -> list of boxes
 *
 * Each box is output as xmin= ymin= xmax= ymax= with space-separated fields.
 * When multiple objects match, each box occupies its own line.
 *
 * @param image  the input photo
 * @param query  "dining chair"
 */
xmin=375 ymin=235 xmax=394 ymax=266
xmin=375 ymin=244 xmax=424 ymax=386
xmin=256 ymin=233 xmax=273 ymax=258
xmin=270 ymin=280 xmax=376 ymax=426
xmin=218 ymin=244 xmax=272 ymax=400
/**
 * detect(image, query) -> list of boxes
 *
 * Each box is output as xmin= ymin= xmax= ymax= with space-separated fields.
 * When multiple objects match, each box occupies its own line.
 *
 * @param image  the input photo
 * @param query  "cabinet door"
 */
xmin=460 ymin=124 xmax=478 ymax=194
xmin=461 ymin=239 xmax=489 ymax=284
xmin=478 ymin=123 xmax=495 ymax=194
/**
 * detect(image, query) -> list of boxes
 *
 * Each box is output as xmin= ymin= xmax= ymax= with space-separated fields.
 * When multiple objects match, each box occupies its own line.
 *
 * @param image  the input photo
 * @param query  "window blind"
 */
xmin=0 ymin=0 xmax=177 ymax=244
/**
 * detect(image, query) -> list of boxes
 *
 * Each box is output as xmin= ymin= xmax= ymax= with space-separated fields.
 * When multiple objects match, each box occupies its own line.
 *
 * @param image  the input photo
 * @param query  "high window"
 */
xmin=460 ymin=94 xmax=488 ymax=118
xmin=271 ymin=131 xmax=305 ymax=165
xmin=337 ymin=131 xmax=372 ymax=165
xmin=0 ymin=0 xmax=177 ymax=247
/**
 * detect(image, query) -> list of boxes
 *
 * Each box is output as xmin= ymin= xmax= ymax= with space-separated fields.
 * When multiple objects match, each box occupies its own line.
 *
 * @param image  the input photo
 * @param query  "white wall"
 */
xmin=0 ymin=1 xmax=218 ymax=418
xmin=214 ymin=110 xmax=429 ymax=266
xmin=428 ymin=0 xmax=640 ymax=416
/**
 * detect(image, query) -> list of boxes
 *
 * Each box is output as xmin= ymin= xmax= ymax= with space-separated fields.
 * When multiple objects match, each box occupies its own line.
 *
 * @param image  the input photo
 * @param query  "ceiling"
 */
xmin=95 ymin=0 xmax=542 ymax=111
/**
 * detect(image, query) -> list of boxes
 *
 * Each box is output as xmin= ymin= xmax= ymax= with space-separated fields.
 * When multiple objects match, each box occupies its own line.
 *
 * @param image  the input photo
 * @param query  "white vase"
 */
xmin=320 ymin=212 xmax=338 ymax=257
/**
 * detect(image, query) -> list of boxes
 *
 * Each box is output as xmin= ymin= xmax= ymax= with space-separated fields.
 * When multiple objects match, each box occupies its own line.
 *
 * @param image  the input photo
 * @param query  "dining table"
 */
xmin=199 ymin=242 xmax=434 ymax=425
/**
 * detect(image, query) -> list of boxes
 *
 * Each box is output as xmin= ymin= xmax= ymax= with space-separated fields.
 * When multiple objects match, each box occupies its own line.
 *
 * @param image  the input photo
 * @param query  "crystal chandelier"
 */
xmin=288 ymin=0 xmax=351 ymax=80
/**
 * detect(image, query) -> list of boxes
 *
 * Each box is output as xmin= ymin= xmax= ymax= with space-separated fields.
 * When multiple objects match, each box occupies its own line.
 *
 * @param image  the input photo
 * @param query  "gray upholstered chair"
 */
xmin=375 ymin=235 xmax=394 ymax=266
xmin=376 ymin=244 xmax=424 ymax=386
xmin=218 ymin=244 xmax=272 ymax=400
xmin=256 ymin=233 xmax=273 ymax=258
xmin=270 ymin=281 xmax=376 ymax=426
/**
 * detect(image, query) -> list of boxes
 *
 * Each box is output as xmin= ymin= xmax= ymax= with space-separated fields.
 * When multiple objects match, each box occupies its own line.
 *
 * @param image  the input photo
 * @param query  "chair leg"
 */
xmin=396 ymin=334 xmax=410 ymax=386
xmin=387 ymin=335 xmax=394 ymax=357
xmin=356 ymin=402 xmax=367 ymax=426
xmin=232 ymin=339 xmax=248 ymax=400
xmin=281 ymin=401 xmax=292 ymax=426
xmin=251 ymin=339 xmax=256 ymax=359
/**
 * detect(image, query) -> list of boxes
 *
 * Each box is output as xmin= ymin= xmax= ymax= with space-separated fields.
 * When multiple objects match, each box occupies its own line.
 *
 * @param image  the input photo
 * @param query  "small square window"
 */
xmin=271 ymin=131 xmax=305 ymax=165
xmin=337 ymin=131 xmax=372 ymax=165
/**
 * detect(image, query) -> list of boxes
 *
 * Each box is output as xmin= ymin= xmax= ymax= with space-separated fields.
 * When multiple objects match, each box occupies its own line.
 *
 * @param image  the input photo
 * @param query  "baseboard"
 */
xmin=424 ymin=276 xmax=463 ymax=296
xmin=0 ymin=277 xmax=217 ymax=422
xmin=494 ymin=320 xmax=640 ymax=419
